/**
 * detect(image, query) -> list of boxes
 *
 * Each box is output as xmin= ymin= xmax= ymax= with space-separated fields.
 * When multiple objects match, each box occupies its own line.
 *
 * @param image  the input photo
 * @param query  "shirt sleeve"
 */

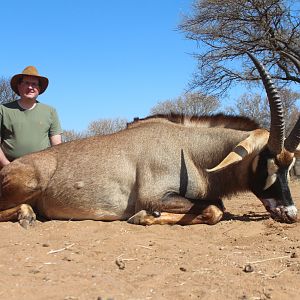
xmin=49 ymin=108 xmax=62 ymax=136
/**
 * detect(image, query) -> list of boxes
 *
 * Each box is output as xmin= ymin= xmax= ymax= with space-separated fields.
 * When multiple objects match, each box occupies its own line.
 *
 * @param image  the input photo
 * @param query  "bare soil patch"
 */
xmin=1 ymin=181 xmax=300 ymax=300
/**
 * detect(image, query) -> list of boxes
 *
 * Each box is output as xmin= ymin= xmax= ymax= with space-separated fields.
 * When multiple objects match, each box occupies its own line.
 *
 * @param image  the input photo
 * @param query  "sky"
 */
xmin=1 ymin=0 xmax=201 ymax=132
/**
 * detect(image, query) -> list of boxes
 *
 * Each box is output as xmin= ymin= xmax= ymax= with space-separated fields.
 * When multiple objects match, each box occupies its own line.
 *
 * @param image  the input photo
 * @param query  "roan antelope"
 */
xmin=0 ymin=53 xmax=299 ymax=227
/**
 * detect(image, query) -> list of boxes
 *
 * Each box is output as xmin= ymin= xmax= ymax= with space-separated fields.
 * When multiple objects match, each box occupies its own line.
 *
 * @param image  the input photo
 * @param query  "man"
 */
xmin=0 ymin=66 xmax=62 ymax=167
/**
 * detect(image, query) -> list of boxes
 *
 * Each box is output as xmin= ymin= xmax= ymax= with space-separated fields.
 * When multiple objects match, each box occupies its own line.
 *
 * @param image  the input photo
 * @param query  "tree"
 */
xmin=62 ymin=130 xmax=87 ymax=142
xmin=278 ymin=88 xmax=300 ymax=133
xmin=62 ymin=119 xmax=128 ymax=142
xmin=86 ymin=118 xmax=127 ymax=136
xmin=150 ymin=92 xmax=220 ymax=115
xmin=179 ymin=0 xmax=300 ymax=94
xmin=0 ymin=77 xmax=18 ymax=104
xmin=228 ymin=88 xmax=300 ymax=132
xmin=227 ymin=93 xmax=270 ymax=127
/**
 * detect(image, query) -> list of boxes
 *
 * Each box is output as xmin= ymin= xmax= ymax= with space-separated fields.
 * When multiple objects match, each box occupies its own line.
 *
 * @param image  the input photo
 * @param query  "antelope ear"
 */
xmin=206 ymin=129 xmax=269 ymax=173
xmin=206 ymin=145 xmax=247 ymax=172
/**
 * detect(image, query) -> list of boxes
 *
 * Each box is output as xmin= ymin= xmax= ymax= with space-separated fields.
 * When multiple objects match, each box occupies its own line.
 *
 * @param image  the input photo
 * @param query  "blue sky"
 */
xmin=1 ymin=0 xmax=200 ymax=131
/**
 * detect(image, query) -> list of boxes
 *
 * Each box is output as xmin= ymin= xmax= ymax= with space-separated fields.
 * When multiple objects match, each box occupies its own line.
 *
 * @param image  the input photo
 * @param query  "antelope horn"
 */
xmin=284 ymin=116 xmax=300 ymax=153
xmin=280 ymin=51 xmax=300 ymax=73
xmin=206 ymin=129 xmax=269 ymax=172
xmin=247 ymin=52 xmax=285 ymax=154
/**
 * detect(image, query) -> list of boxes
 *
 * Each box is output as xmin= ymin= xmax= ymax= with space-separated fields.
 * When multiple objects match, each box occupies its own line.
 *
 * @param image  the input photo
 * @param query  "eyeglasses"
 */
xmin=20 ymin=81 xmax=40 ymax=88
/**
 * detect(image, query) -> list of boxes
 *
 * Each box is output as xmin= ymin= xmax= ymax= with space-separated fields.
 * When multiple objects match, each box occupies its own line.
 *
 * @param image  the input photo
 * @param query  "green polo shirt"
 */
xmin=0 ymin=100 xmax=62 ymax=160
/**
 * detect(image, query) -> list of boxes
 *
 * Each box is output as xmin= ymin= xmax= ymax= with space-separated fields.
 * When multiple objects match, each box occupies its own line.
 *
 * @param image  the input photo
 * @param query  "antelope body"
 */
xmin=0 ymin=54 xmax=299 ymax=227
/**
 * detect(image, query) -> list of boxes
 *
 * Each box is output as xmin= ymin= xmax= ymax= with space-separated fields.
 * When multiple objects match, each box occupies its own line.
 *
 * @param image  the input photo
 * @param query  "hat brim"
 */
xmin=10 ymin=74 xmax=49 ymax=96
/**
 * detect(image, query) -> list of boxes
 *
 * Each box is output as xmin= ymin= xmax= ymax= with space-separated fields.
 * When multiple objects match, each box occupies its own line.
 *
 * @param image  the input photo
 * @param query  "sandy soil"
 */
xmin=1 ymin=181 xmax=300 ymax=300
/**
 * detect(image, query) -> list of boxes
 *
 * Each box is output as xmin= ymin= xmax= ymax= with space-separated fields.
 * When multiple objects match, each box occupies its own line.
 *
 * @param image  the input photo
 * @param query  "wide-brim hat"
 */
xmin=10 ymin=66 xmax=49 ymax=96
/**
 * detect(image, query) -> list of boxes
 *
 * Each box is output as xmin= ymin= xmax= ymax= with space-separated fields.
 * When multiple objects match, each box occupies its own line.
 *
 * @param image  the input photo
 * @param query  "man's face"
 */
xmin=18 ymin=75 xmax=40 ymax=100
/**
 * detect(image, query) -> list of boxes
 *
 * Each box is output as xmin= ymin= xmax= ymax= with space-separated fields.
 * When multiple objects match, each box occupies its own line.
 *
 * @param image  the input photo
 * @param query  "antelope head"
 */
xmin=207 ymin=52 xmax=300 ymax=223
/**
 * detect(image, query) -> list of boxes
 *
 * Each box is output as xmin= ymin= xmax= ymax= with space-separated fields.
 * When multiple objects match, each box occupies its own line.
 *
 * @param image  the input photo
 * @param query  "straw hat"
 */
xmin=10 ymin=66 xmax=49 ymax=95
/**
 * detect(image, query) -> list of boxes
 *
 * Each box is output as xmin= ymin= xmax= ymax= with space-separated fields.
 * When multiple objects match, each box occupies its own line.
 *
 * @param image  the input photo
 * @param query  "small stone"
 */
xmin=243 ymin=264 xmax=254 ymax=273
xmin=74 ymin=181 xmax=84 ymax=189
xmin=115 ymin=258 xmax=125 ymax=270
xmin=291 ymin=252 xmax=298 ymax=258
xmin=62 ymin=256 xmax=72 ymax=262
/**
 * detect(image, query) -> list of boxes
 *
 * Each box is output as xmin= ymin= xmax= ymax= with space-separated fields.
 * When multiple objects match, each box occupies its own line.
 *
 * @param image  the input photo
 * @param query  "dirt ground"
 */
xmin=1 ymin=181 xmax=300 ymax=300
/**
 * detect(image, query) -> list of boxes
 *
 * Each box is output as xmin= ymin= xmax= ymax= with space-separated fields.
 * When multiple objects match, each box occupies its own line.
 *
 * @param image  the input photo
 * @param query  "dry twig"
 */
xmin=47 ymin=243 xmax=75 ymax=254
xmin=246 ymin=255 xmax=290 ymax=264
xmin=137 ymin=245 xmax=153 ymax=250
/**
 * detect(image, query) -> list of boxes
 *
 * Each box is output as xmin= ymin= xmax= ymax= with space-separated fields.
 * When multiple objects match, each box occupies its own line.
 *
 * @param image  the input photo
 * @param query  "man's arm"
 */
xmin=0 ymin=147 xmax=11 ymax=167
xmin=49 ymin=108 xmax=62 ymax=147
xmin=50 ymin=134 xmax=62 ymax=146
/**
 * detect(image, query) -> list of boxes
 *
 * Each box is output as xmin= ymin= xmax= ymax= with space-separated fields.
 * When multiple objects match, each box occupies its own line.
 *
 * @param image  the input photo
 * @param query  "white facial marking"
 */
xmin=287 ymin=157 xmax=296 ymax=182
xmin=264 ymin=174 xmax=277 ymax=190
xmin=284 ymin=205 xmax=298 ymax=219
xmin=264 ymin=159 xmax=278 ymax=190
xmin=267 ymin=159 xmax=278 ymax=175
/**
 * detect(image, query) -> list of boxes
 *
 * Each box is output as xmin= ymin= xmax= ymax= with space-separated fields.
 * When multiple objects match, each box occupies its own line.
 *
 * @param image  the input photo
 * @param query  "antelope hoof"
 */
xmin=18 ymin=204 xmax=36 ymax=229
xmin=202 ymin=205 xmax=224 ymax=225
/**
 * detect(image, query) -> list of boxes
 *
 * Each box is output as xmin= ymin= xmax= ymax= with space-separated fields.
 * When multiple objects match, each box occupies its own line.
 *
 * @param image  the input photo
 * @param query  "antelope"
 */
xmin=0 ymin=53 xmax=299 ymax=228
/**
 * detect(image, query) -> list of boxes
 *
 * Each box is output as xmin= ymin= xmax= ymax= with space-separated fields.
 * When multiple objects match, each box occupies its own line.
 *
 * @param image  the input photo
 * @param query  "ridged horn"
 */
xmin=247 ymin=52 xmax=285 ymax=154
xmin=284 ymin=116 xmax=300 ymax=153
